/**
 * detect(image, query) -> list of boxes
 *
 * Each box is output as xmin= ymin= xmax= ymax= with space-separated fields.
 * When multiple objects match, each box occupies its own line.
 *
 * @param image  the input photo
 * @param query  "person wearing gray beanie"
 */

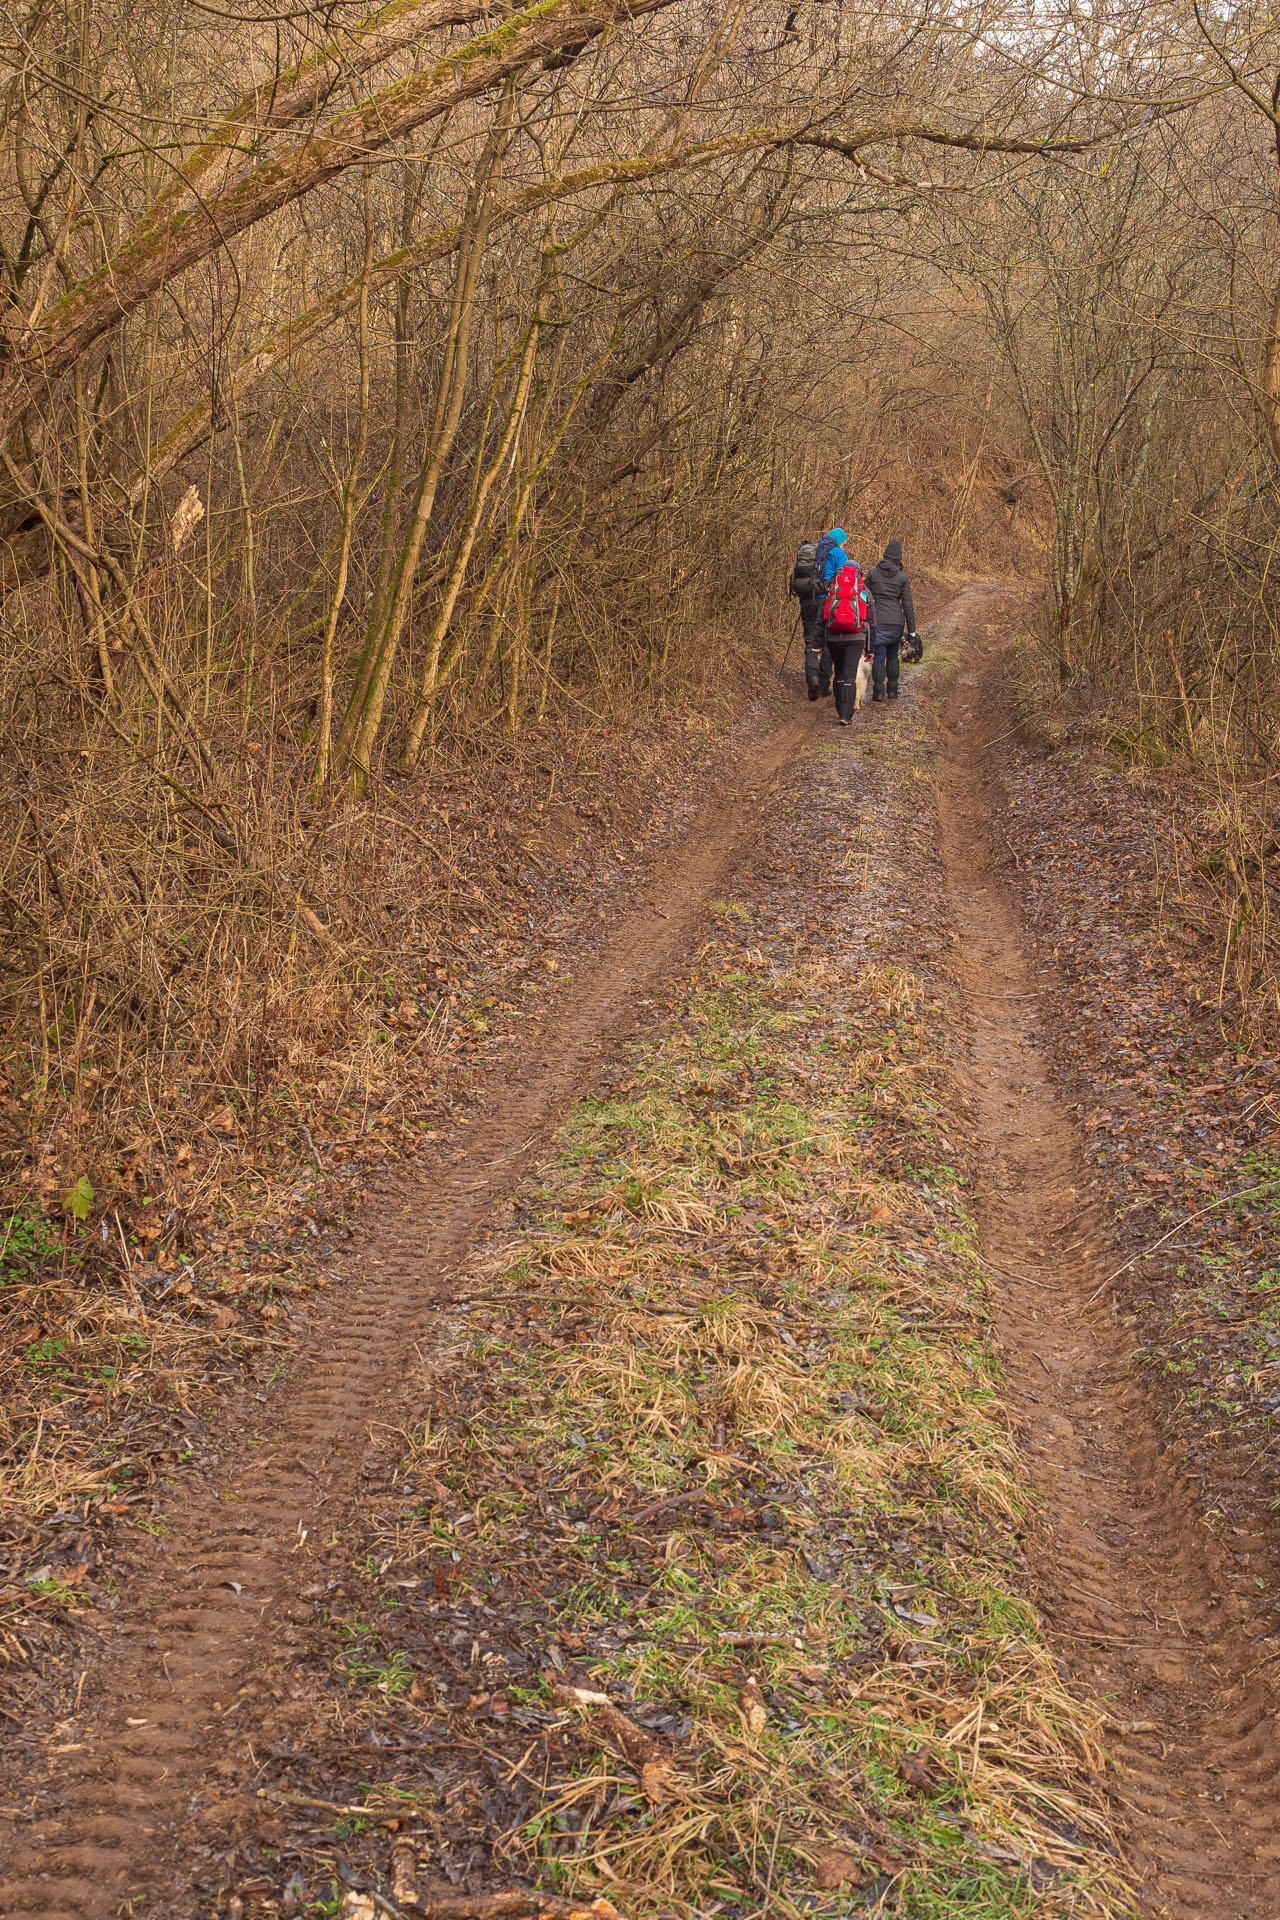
xmin=865 ymin=539 xmax=919 ymax=702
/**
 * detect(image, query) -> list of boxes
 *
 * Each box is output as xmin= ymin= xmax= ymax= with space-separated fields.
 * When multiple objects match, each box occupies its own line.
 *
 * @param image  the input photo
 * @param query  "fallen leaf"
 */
xmin=739 ymin=1678 xmax=767 ymax=1739
xmin=640 ymin=1759 xmax=675 ymax=1806
xmin=814 ymin=1848 xmax=868 ymax=1891
xmin=892 ymin=1602 xmax=939 ymax=1629
xmin=338 ymin=1897 xmax=376 ymax=1920
xmin=967 ymin=1837 xmax=1026 ymax=1864
xmin=391 ymin=1844 xmax=418 ymax=1906
xmin=549 ymin=1683 xmax=660 ymax=1769
xmin=897 ymin=1748 xmax=938 ymax=1792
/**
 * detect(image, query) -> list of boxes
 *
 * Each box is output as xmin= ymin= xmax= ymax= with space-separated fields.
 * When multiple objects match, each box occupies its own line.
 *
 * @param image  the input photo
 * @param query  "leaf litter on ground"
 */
xmin=995 ymin=699 xmax=1280 ymax=1622
xmin=197 ymin=672 xmax=1132 ymax=1920
xmin=0 ymin=692 xmax=772 ymax=1728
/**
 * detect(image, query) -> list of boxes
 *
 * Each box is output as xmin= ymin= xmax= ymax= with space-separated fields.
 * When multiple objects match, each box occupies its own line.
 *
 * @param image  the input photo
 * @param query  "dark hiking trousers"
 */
xmin=872 ymin=625 xmax=903 ymax=701
xmin=827 ymin=638 xmax=863 ymax=722
xmin=800 ymin=599 xmax=829 ymax=698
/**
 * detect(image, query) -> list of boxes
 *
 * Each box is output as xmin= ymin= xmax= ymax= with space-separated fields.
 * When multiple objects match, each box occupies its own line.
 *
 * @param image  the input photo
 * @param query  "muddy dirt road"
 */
xmin=0 ymin=721 xmax=807 ymax=1919
xmin=934 ymin=590 xmax=1280 ymax=1918
xmin=4 ymin=582 xmax=1280 ymax=1917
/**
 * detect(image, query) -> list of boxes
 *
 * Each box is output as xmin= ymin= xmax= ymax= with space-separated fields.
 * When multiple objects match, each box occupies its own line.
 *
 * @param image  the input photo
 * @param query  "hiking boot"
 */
xmin=807 ymin=683 xmax=822 ymax=702
xmin=871 ymin=690 xmax=885 ymax=703
xmin=887 ymin=687 xmax=899 ymax=700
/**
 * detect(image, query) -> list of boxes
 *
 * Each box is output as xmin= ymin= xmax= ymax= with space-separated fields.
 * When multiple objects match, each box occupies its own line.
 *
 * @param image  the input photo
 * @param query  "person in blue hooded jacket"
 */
xmin=815 ymin=527 xmax=848 ymax=586
xmin=802 ymin=527 xmax=848 ymax=700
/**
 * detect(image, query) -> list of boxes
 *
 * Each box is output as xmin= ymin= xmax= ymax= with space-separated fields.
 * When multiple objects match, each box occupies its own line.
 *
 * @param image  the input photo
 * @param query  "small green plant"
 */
xmin=26 ymin=1574 xmax=83 ymax=1608
xmin=339 ymin=1619 xmax=414 ymax=1696
xmin=131 ymin=1515 xmax=173 ymax=1539
xmin=63 ymin=1175 xmax=95 ymax=1222
xmin=1 ymin=1208 xmax=60 ymax=1282
xmin=24 ymin=1335 xmax=70 ymax=1373
xmin=1106 ymin=724 xmax=1173 ymax=767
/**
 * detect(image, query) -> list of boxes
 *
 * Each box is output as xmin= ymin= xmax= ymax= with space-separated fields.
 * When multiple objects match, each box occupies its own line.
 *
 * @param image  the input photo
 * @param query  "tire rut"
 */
xmin=0 ymin=713 xmax=811 ymax=1919
xmin=934 ymin=586 xmax=1280 ymax=1917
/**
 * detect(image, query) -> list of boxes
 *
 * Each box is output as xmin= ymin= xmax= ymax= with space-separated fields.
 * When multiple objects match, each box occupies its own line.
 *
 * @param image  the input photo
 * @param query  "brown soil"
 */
xmin=8 ymin=582 xmax=1280 ymax=1917
xmin=0 ymin=713 xmax=808 ymax=1919
xmin=933 ymin=588 xmax=1280 ymax=1917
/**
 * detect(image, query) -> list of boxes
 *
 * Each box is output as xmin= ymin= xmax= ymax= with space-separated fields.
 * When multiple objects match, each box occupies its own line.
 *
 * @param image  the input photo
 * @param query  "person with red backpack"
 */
xmin=819 ymin=554 xmax=874 ymax=726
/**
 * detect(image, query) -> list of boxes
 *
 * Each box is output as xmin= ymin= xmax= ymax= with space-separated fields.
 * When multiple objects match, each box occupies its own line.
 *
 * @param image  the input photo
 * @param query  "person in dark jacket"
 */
xmin=864 ymin=538 xmax=920 ymax=703
xmin=789 ymin=538 xmax=829 ymax=700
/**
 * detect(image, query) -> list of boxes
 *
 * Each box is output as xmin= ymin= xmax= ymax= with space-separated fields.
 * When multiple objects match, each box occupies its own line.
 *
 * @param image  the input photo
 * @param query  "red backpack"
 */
xmin=822 ymin=562 xmax=870 ymax=635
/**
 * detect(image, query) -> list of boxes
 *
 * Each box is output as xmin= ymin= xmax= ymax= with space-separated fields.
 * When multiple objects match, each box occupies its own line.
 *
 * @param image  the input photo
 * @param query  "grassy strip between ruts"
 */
xmin=285 ymin=898 xmax=1133 ymax=1919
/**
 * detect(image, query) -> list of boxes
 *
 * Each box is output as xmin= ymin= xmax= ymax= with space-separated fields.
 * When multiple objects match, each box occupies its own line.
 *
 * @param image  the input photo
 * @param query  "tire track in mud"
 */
xmin=0 ymin=711 xmax=816 ymax=1919
xmin=934 ymin=587 xmax=1280 ymax=1917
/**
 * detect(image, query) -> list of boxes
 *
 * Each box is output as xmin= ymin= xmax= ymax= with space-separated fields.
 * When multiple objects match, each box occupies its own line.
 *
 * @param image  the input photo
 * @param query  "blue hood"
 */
xmin=819 ymin=529 xmax=849 ymax=583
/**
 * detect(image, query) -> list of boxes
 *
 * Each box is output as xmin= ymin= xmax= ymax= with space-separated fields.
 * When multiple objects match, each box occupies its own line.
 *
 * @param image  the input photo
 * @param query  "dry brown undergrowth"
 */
xmin=0 ymin=694 xmax=755 ymax=1653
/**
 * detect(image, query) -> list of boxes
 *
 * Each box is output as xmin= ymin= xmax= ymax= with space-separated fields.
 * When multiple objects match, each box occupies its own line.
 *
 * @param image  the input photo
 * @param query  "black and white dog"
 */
xmin=854 ymin=643 xmax=873 ymax=712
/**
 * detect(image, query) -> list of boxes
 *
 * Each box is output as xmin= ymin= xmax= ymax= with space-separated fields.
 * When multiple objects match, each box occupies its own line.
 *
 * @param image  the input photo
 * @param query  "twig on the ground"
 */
xmin=415 ymin=1895 xmax=621 ymax=1920
xmin=302 ymin=1125 xmax=325 ymax=1177
xmin=260 ymin=1788 xmax=416 ymax=1821
xmin=1084 ymin=1175 xmax=1280 ymax=1304
xmin=974 ymin=1254 xmax=1054 ymax=1291
xmin=962 ymin=988 xmax=1040 ymax=1001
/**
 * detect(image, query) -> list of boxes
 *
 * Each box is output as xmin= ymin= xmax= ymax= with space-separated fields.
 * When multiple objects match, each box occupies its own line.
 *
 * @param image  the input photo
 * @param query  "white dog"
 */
xmin=854 ymin=646 xmax=873 ymax=712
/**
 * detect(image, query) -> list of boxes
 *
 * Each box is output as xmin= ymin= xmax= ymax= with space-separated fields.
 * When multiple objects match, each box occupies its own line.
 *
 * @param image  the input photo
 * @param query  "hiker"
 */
xmin=800 ymin=525 xmax=849 ymax=702
xmin=788 ymin=538 xmax=829 ymax=701
xmin=864 ymin=538 xmax=920 ymax=703
xmin=814 ymin=525 xmax=849 ymax=587
xmin=819 ymin=555 xmax=873 ymax=728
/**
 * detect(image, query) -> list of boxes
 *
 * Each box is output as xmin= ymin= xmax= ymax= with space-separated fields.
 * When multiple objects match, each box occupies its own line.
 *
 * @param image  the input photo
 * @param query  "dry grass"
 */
xmin=0 ymin=656 xmax=763 ymax=1575
xmin=1008 ymin=600 xmax=1280 ymax=1029
xmin=326 ymin=940 xmax=1133 ymax=1918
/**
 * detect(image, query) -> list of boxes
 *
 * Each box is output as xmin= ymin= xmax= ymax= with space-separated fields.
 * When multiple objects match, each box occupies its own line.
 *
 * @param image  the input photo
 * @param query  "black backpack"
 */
xmin=790 ymin=540 xmax=819 ymax=597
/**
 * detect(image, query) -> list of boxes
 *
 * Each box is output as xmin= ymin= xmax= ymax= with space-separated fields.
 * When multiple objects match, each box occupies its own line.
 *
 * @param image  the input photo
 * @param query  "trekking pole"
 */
xmin=776 ymin=610 xmax=800 ymax=677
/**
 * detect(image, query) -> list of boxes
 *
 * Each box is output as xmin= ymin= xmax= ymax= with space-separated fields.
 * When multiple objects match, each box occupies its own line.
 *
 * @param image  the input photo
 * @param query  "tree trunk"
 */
xmin=398 ymin=316 xmax=542 ymax=770
xmin=334 ymin=88 xmax=514 ymax=790
xmin=314 ymin=200 xmax=374 ymax=790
